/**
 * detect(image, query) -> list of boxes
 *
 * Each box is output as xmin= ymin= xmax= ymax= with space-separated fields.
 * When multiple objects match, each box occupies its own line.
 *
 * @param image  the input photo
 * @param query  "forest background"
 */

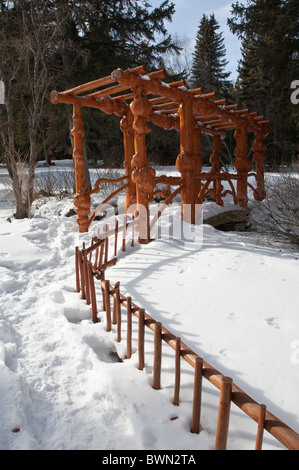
xmin=0 ymin=0 xmax=298 ymax=218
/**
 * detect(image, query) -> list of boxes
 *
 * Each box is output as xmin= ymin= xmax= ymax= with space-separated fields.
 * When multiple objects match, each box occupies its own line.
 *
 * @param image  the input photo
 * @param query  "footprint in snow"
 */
xmin=266 ymin=317 xmax=293 ymax=331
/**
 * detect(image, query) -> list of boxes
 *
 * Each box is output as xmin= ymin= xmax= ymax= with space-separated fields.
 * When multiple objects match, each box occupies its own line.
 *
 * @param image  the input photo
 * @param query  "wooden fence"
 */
xmin=75 ymin=215 xmax=299 ymax=451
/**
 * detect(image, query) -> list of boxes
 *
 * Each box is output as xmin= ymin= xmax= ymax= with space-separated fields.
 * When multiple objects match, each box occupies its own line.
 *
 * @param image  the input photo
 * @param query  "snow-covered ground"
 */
xmin=0 ymin=163 xmax=299 ymax=451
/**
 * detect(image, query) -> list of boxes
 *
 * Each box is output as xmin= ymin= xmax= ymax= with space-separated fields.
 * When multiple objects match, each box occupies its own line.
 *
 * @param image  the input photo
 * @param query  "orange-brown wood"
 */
xmin=88 ymin=261 xmax=98 ymax=323
xmin=126 ymin=296 xmax=132 ymax=359
xmin=115 ymin=282 xmax=121 ymax=342
xmin=138 ymin=309 xmax=145 ymax=370
xmin=234 ymin=122 xmax=252 ymax=208
xmin=79 ymin=231 xmax=299 ymax=451
xmin=191 ymin=357 xmax=203 ymax=434
xmin=130 ymin=86 xmax=155 ymax=243
xmin=173 ymin=337 xmax=181 ymax=406
xmin=153 ymin=322 xmax=162 ymax=390
xmin=71 ymin=103 xmax=91 ymax=232
xmin=82 ymin=248 xmax=90 ymax=305
xmin=120 ymin=110 xmax=136 ymax=210
xmin=255 ymin=404 xmax=266 ymax=450
xmin=210 ymin=135 xmax=223 ymax=206
xmin=51 ymin=65 xmax=269 ymax=236
xmin=252 ymin=130 xmax=267 ymax=201
xmin=75 ymin=246 xmax=80 ymax=293
xmin=103 ymin=280 xmax=111 ymax=332
xmin=176 ymin=96 xmax=199 ymax=224
xmin=215 ymin=376 xmax=233 ymax=450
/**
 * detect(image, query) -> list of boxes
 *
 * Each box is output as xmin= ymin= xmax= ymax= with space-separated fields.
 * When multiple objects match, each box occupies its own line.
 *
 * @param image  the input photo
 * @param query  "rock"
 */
xmin=204 ymin=208 xmax=250 ymax=231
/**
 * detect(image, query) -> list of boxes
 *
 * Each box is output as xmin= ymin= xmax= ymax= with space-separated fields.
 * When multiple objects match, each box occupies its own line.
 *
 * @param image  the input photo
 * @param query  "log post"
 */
xmin=130 ymin=86 xmax=156 ymax=244
xmin=122 ymin=215 xmax=127 ymax=252
xmin=126 ymin=296 xmax=132 ymax=359
xmin=215 ymin=376 xmax=233 ymax=450
xmin=88 ymin=261 xmax=98 ymax=323
xmin=193 ymin=126 xmax=202 ymax=202
xmin=71 ymin=102 xmax=91 ymax=232
xmin=100 ymin=269 xmax=106 ymax=310
xmin=120 ymin=110 xmax=136 ymax=211
xmin=75 ymin=247 xmax=80 ymax=293
xmin=153 ymin=322 xmax=162 ymax=390
xmin=114 ymin=219 xmax=119 ymax=257
xmin=138 ymin=309 xmax=145 ymax=370
xmin=191 ymin=357 xmax=203 ymax=434
xmin=233 ymin=122 xmax=252 ymax=208
xmin=103 ymin=280 xmax=111 ymax=332
xmin=115 ymin=282 xmax=121 ymax=342
xmin=82 ymin=248 xmax=90 ymax=305
xmin=104 ymin=224 xmax=109 ymax=264
xmin=176 ymin=96 xmax=199 ymax=224
xmin=210 ymin=134 xmax=223 ymax=206
xmin=173 ymin=337 xmax=181 ymax=406
xmin=252 ymin=130 xmax=267 ymax=201
xmin=255 ymin=404 xmax=266 ymax=450
xmin=78 ymin=250 xmax=85 ymax=299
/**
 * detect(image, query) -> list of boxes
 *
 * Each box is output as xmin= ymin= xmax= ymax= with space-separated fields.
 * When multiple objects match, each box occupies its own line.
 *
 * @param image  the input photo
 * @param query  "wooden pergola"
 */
xmin=50 ymin=65 xmax=269 ymax=242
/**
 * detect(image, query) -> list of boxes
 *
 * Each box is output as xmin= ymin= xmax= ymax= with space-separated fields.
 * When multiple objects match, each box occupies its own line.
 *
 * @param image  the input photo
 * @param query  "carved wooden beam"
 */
xmin=111 ymin=68 xmax=268 ymax=135
xmin=111 ymin=68 xmax=188 ymax=103
xmin=50 ymin=91 xmax=128 ymax=117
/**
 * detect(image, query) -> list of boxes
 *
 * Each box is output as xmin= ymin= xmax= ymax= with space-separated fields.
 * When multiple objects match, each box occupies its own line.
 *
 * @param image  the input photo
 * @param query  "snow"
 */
xmin=0 ymin=163 xmax=299 ymax=451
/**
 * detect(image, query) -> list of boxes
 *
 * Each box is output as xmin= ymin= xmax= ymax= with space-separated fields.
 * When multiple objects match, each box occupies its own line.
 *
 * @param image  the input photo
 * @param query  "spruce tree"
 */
xmin=228 ymin=0 xmax=299 ymax=165
xmin=191 ymin=14 xmax=231 ymax=96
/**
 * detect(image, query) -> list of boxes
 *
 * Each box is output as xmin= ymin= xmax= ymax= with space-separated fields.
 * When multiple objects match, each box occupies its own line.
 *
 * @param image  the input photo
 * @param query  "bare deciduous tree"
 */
xmin=0 ymin=0 xmax=66 ymax=218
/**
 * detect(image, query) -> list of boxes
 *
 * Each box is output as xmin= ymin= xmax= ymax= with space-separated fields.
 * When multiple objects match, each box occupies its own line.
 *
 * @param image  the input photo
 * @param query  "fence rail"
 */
xmin=75 ymin=215 xmax=299 ymax=451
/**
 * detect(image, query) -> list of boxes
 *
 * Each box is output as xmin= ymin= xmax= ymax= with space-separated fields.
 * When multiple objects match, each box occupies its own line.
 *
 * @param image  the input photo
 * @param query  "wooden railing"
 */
xmin=75 ymin=216 xmax=299 ymax=451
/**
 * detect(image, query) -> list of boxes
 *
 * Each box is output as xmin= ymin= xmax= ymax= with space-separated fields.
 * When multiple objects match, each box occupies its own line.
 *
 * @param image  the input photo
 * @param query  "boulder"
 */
xmin=204 ymin=208 xmax=250 ymax=231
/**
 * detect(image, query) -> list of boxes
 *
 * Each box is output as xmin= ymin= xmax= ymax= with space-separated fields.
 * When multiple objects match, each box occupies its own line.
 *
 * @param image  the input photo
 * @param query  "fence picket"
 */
xmin=102 ymin=280 xmax=111 ymax=332
xmin=75 ymin=247 xmax=80 ymax=293
xmin=215 ymin=377 xmax=233 ymax=450
xmin=153 ymin=322 xmax=162 ymax=390
xmin=126 ymin=296 xmax=132 ymax=359
xmin=138 ymin=309 xmax=145 ymax=370
xmin=114 ymin=219 xmax=119 ymax=257
xmin=122 ymin=215 xmax=126 ymax=251
xmin=88 ymin=261 xmax=98 ymax=323
xmin=191 ymin=357 xmax=203 ymax=434
xmin=104 ymin=224 xmax=109 ymax=263
xmin=115 ymin=282 xmax=121 ymax=342
xmin=82 ymin=249 xmax=90 ymax=305
xmin=75 ymin=222 xmax=299 ymax=451
xmin=173 ymin=337 xmax=181 ymax=406
xmin=255 ymin=404 xmax=266 ymax=450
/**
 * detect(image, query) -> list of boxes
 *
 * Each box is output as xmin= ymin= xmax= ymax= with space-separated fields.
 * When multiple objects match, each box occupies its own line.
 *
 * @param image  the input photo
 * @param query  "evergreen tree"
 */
xmin=0 ymin=0 xmax=178 ymax=219
xmin=50 ymin=0 xmax=178 ymax=167
xmin=228 ymin=0 xmax=299 ymax=165
xmin=191 ymin=14 xmax=231 ymax=97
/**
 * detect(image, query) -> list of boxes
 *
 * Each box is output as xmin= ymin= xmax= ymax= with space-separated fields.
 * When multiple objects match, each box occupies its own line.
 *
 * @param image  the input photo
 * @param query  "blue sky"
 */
xmin=149 ymin=0 xmax=242 ymax=80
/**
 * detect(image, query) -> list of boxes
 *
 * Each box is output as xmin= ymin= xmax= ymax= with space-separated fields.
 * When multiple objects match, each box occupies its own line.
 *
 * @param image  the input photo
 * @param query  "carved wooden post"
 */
xmin=210 ymin=135 xmax=223 ymax=206
xmin=120 ymin=109 xmax=136 ymax=211
xmin=71 ymin=102 xmax=90 ymax=232
xmin=252 ymin=130 xmax=267 ymax=201
xmin=233 ymin=121 xmax=251 ymax=208
xmin=193 ymin=126 xmax=202 ymax=202
xmin=130 ymin=86 xmax=156 ymax=244
xmin=176 ymin=96 xmax=198 ymax=224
